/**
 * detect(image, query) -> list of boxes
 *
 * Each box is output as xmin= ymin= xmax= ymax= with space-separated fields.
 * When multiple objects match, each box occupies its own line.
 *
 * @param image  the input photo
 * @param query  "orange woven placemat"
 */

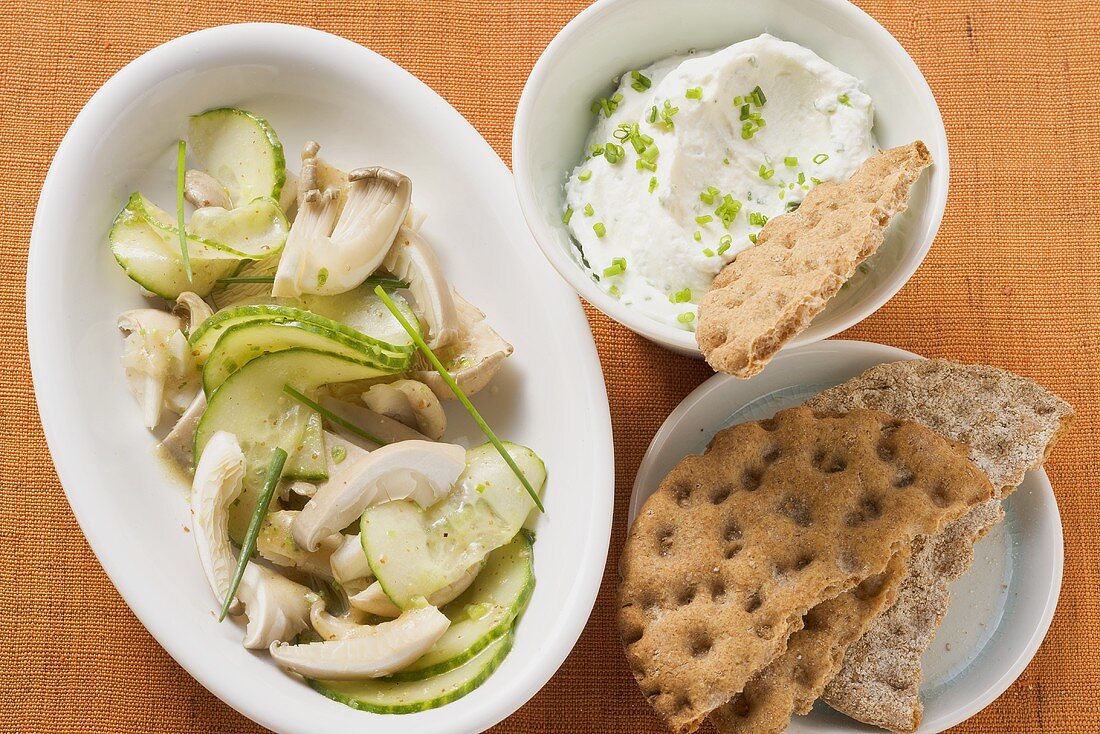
xmin=1 ymin=1 xmax=1097 ymax=732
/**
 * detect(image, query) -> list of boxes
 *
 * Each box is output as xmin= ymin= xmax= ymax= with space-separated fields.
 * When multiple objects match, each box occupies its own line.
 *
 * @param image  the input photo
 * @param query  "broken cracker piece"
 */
xmin=697 ymin=141 xmax=932 ymax=379
xmin=618 ymin=407 xmax=992 ymax=733
xmin=709 ymin=548 xmax=911 ymax=734
xmin=807 ymin=359 xmax=1074 ymax=732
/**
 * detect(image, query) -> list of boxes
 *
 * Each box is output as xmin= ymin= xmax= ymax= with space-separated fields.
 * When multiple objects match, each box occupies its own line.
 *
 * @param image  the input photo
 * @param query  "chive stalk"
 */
xmin=374 ymin=286 xmax=545 ymax=513
xmin=175 ymin=140 xmax=193 ymax=283
xmin=283 ymin=385 xmax=387 ymax=446
xmin=218 ymin=447 xmax=288 ymax=621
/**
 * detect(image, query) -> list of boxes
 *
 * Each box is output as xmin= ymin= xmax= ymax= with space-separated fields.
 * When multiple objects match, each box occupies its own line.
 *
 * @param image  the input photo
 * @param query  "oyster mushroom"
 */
xmin=172 ymin=291 xmax=213 ymax=336
xmin=316 ymin=395 xmax=432 ymax=449
xmin=362 ymin=379 xmax=446 ymax=440
xmin=309 ymin=599 xmax=370 ymax=640
xmin=350 ymin=562 xmax=481 ymax=618
xmin=382 ymin=227 xmax=460 ymax=349
xmin=256 ymin=510 xmax=342 ymax=579
xmin=273 ymin=141 xmax=411 ymax=298
xmin=159 ymin=390 xmax=207 ymax=470
xmin=330 ymin=532 xmax=374 ymax=585
xmin=269 ymin=605 xmax=449 ymax=679
xmin=190 ymin=431 xmax=317 ymax=648
xmin=292 ymin=440 xmax=466 ymax=552
xmin=412 ymin=292 xmax=513 ymax=399
xmin=118 ymin=308 xmax=199 ymax=429
xmin=184 ymin=169 xmax=232 ymax=210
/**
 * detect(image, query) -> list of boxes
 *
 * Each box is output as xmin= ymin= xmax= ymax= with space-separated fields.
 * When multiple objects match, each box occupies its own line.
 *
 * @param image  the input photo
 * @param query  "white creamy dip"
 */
xmin=563 ymin=34 xmax=878 ymax=329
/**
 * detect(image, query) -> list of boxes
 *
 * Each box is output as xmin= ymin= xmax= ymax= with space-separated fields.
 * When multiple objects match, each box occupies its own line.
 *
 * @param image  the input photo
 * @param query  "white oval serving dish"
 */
xmin=27 ymin=23 xmax=614 ymax=734
xmin=629 ymin=340 xmax=1062 ymax=733
xmin=514 ymin=0 xmax=949 ymax=356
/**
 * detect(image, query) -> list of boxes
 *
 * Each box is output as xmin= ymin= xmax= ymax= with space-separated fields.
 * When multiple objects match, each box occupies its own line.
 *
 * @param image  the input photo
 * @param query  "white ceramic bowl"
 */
xmin=513 ymin=0 xmax=949 ymax=356
xmin=630 ymin=341 xmax=1063 ymax=733
xmin=27 ymin=24 xmax=614 ymax=734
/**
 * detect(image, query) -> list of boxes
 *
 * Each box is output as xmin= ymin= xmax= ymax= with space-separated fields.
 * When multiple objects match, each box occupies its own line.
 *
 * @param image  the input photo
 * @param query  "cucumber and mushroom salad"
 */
xmin=110 ymin=108 xmax=543 ymax=713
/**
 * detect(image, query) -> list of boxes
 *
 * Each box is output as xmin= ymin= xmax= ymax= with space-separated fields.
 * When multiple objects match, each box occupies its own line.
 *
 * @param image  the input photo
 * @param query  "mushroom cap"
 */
xmin=184 ymin=169 xmax=232 ymax=210
xmin=362 ymin=379 xmax=447 ymax=440
xmin=172 ymin=292 xmax=214 ymax=336
xmin=309 ymin=599 xmax=370 ymax=641
xmin=330 ymin=532 xmax=374 ymax=585
xmin=292 ymin=440 xmax=466 ymax=552
xmin=189 ymin=431 xmax=247 ymax=615
xmin=382 ymin=227 xmax=460 ymax=349
xmin=159 ymin=390 xmax=207 ymax=471
xmin=269 ymin=606 xmax=450 ymax=678
xmin=237 ymin=562 xmax=317 ymax=650
xmin=412 ymin=291 xmax=513 ymax=399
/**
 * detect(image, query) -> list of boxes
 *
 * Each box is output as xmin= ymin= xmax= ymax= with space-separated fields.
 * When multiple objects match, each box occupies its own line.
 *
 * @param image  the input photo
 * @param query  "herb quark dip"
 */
xmin=563 ymin=34 xmax=878 ymax=329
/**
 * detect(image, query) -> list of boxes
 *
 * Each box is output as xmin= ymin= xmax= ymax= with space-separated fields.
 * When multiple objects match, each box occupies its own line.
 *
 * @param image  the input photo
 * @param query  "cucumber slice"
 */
xmin=310 ymin=631 xmax=513 ymax=714
xmin=189 ymin=108 xmax=285 ymax=206
xmin=109 ymin=198 xmax=237 ymax=299
xmin=190 ymin=303 xmax=415 ymax=366
xmin=201 ymin=320 xmax=410 ymax=394
xmin=300 ymin=284 xmax=421 ymax=352
xmin=283 ymin=410 xmax=327 ymax=481
xmin=134 ymin=192 xmax=288 ymax=259
xmin=361 ymin=443 xmax=546 ymax=609
xmin=195 ymin=348 xmax=390 ymax=541
xmin=387 ymin=532 xmax=534 ymax=682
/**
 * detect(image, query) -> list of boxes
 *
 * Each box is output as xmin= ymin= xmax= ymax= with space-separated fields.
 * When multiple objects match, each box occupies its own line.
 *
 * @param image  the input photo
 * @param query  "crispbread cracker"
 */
xmin=618 ymin=407 xmax=993 ymax=733
xmin=807 ymin=359 xmax=1074 ymax=732
xmin=697 ymin=142 xmax=932 ymax=379
xmin=709 ymin=548 xmax=911 ymax=734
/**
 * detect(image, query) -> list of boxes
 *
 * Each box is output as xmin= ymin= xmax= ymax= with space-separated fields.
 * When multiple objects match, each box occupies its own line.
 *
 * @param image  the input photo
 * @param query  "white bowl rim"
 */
xmin=513 ymin=0 xmax=951 ymax=355
xmin=627 ymin=339 xmax=1064 ymax=732
xmin=26 ymin=22 xmax=615 ymax=734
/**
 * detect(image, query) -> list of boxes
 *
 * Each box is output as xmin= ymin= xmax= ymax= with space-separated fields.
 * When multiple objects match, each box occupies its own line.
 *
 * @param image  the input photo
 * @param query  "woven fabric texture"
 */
xmin=1 ymin=1 xmax=1097 ymax=732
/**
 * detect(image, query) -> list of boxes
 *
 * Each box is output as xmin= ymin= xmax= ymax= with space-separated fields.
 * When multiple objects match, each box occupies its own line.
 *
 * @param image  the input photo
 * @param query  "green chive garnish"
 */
xmin=609 ymin=284 xmax=621 ymax=298
xmin=649 ymin=177 xmax=658 ymax=193
xmin=631 ymin=70 xmax=652 ymax=92
xmin=604 ymin=143 xmax=625 ymax=164
xmin=584 ymin=203 xmax=594 ymax=217
xmin=669 ymin=288 xmax=692 ymax=304
xmin=714 ymin=194 xmax=743 ymax=229
xmin=751 ymin=86 xmax=767 ymax=107
xmin=784 ymin=156 xmax=798 ymax=167
xmin=562 ymin=207 xmax=574 ymax=225
xmin=284 ymin=385 xmax=388 ymax=446
xmin=748 ymin=211 xmax=768 ymax=227
xmin=695 ymin=215 xmax=713 ymax=225
xmin=374 ymin=286 xmax=544 ymax=513
xmin=677 ymin=311 xmax=696 ymax=324
xmin=175 ymin=140 xmax=192 ymax=283
xmin=593 ymin=222 xmax=607 ymax=238
xmin=758 ymin=164 xmax=775 ymax=180
xmin=694 ymin=231 xmax=702 ymax=242
xmin=218 ymin=446 xmax=288 ymax=621
xmin=215 ymin=275 xmax=409 ymax=289
xmin=685 ymin=87 xmax=703 ymax=100
xmin=810 ymin=177 xmax=823 ymax=185
xmin=838 ymin=93 xmax=850 ymax=106
xmin=331 ymin=445 xmax=347 ymax=464
xmin=603 ymin=257 xmax=626 ymax=277
xmin=749 ymin=233 xmax=758 ymax=244
xmin=579 ymin=170 xmax=592 ymax=182
xmin=703 ymin=247 xmax=715 ymax=257
xmin=717 ymin=234 xmax=732 ymax=255
xmin=813 ymin=153 xmax=830 ymax=164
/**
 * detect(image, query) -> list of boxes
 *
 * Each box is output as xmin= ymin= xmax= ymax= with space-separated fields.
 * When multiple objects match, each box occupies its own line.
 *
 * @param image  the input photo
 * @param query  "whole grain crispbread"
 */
xmin=709 ymin=548 xmax=911 ymax=734
xmin=696 ymin=141 xmax=932 ymax=379
xmin=806 ymin=359 xmax=1074 ymax=732
xmin=618 ymin=407 xmax=993 ymax=733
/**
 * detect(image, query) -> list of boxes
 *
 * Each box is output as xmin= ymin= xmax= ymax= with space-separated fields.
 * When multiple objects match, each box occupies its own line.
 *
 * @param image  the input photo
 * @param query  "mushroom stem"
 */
xmin=184 ymin=169 xmax=232 ymax=210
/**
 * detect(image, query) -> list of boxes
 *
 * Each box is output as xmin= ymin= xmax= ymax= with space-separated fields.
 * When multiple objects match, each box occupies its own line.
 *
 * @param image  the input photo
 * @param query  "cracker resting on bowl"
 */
xmin=618 ymin=407 xmax=993 ymax=734
xmin=709 ymin=548 xmax=911 ymax=734
xmin=696 ymin=141 xmax=932 ymax=379
xmin=806 ymin=359 xmax=1074 ymax=732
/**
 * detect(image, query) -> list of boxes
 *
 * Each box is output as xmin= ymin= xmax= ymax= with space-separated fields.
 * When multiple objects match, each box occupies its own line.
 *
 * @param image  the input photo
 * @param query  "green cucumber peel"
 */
xmin=283 ymin=384 xmax=388 ymax=447
xmin=219 ymin=446 xmax=287 ymax=621
xmin=175 ymin=140 xmax=193 ymax=283
xmin=374 ymin=286 xmax=545 ymax=513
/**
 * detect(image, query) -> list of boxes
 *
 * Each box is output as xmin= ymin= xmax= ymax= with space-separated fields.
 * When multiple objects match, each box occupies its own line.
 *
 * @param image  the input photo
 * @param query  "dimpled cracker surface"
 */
xmin=709 ymin=549 xmax=911 ymax=734
xmin=806 ymin=359 xmax=1075 ymax=732
xmin=696 ymin=142 xmax=932 ymax=379
xmin=618 ymin=407 xmax=993 ymax=733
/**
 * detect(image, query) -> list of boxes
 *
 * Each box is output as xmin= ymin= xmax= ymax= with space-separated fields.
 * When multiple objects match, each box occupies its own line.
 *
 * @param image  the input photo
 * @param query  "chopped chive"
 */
xmin=703 ymin=247 xmax=715 ymax=257
xmin=838 ymin=93 xmax=850 ymax=106
xmin=700 ymin=185 xmax=721 ymax=205
xmin=723 ymin=157 xmax=730 ymax=165
xmin=695 ymin=214 xmax=713 ymax=225
xmin=669 ymin=287 xmax=692 ymax=304
xmin=216 ymin=273 xmax=409 ymax=289
xmin=751 ymin=86 xmax=767 ymax=107
xmin=584 ymin=203 xmax=594 ymax=217
xmin=579 ymin=170 xmax=592 ymax=182
xmin=786 ymin=201 xmax=802 ymax=212
xmin=216 ymin=275 xmax=276 ymax=285
xmin=219 ymin=446 xmax=288 ymax=621
xmin=331 ymin=445 xmax=347 ymax=463
xmin=694 ymin=231 xmax=702 ymax=242
xmin=603 ymin=143 xmax=625 ymax=164
xmin=284 ymin=385 xmax=388 ymax=446
xmin=175 ymin=140 xmax=192 ymax=283
xmin=649 ymin=177 xmax=658 ymax=193
xmin=636 ymin=159 xmax=657 ymax=172
xmin=593 ymin=222 xmax=607 ymax=238
xmin=562 ymin=207 xmax=574 ymax=225
xmin=789 ymin=182 xmax=796 ymax=190
xmin=749 ymin=233 xmax=758 ymax=244
xmin=375 ymin=286 xmax=544 ymax=513
xmin=733 ymin=95 xmax=743 ymax=105
xmin=784 ymin=156 xmax=798 ymax=167
xmin=813 ymin=153 xmax=830 ymax=164
xmin=717 ymin=234 xmax=733 ymax=255
xmin=630 ymin=70 xmax=652 ymax=92
xmin=714 ymin=194 xmax=743 ymax=228
xmin=810 ymin=177 xmax=823 ymax=185
xmin=758 ymin=164 xmax=775 ymax=180
xmin=608 ymin=284 xmax=621 ymax=298
xmin=589 ymin=143 xmax=605 ymax=157
xmin=778 ymin=189 xmax=785 ymax=200
xmin=748 ymin=211 xmax=768 ymax=227
xmin=685 ymin=87 xmax=703 ymax=100
xmin=602 ymin=257 xmax=626 ymax=277
xmin=647 ymin=105 xmax=658 ymax=124
xmin=677 ymin=311 xmax=696 ymax=324
xmin=739 ymin=104 xmax=752 ymax=121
